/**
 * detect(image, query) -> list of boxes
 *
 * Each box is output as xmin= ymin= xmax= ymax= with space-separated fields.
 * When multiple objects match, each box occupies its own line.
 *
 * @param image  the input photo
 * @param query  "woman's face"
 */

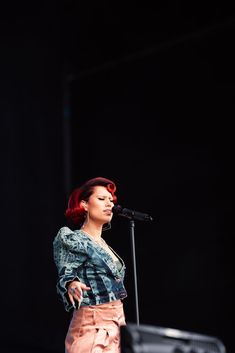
xmin=84 ymin=186 xmax=114 ymax=225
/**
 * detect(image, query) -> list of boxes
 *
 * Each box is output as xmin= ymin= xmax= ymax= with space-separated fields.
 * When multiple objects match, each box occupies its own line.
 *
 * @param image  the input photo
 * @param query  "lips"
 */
xmin=104 ymin=209 xmax=112 ymax=215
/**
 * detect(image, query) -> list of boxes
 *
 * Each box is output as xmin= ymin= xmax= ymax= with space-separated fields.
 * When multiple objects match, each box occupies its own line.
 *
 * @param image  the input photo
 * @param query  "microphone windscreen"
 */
xmin=112 ymin=205 xmax=123 ymax=214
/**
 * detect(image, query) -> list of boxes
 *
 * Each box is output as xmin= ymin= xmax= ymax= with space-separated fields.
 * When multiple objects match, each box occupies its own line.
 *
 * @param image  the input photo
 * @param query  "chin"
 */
xmin=103 ymin=216 xmax=112 ymax=223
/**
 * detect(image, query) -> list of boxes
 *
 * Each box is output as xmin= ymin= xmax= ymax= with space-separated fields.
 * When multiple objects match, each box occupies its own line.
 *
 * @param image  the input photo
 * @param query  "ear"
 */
xmin=80 ymin=200 xmax=88 ymax=211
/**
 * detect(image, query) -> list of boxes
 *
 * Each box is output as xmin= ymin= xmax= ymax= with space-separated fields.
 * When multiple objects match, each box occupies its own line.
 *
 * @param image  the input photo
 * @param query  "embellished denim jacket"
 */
xmin=53 ymin=226 xmax=127 ymax=312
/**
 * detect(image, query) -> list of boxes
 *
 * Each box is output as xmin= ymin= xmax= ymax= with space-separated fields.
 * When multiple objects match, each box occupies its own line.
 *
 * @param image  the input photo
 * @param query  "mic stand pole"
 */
xmin=129 ymin=219 xmax=140 ymax=326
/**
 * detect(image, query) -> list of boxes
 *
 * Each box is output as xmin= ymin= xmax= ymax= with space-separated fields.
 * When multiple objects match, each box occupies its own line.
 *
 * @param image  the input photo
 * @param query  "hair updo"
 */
xmin=64 ymin=177 xmax=117 ymax=226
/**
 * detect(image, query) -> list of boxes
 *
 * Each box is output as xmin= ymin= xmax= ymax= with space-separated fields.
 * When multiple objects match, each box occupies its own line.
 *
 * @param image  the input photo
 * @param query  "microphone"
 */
xmin=112 ymin=204 xmax=153 ymax=222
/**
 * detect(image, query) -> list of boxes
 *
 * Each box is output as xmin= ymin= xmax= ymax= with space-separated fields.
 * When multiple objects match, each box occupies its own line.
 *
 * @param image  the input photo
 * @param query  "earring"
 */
xmin=81 ymin=211 xmax=89 ymax=228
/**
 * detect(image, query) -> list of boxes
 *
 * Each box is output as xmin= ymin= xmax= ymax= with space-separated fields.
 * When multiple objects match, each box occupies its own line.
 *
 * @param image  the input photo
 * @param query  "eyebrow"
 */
xmin=96 ymin=194 xmax=113 ymax=199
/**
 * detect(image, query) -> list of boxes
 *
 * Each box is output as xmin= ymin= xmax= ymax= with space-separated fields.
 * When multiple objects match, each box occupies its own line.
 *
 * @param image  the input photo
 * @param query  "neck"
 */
xmin=81 ymin=224 xmax=103 ymax=239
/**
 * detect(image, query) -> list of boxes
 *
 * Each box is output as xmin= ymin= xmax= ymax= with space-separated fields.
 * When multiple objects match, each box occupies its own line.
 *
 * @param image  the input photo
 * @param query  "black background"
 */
xmin=1 ymin=2 xmax=234 ymax=352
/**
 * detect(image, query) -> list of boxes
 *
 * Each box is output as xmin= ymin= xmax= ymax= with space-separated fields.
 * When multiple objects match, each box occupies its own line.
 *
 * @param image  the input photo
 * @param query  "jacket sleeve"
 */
xmin=53 ymin=226 xmax=87 ymax=312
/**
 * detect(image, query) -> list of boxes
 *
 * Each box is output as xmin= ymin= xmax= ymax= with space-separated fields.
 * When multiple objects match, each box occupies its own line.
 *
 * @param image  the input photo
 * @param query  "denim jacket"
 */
xmin=53 ymin=226 xmax=127 ymax=312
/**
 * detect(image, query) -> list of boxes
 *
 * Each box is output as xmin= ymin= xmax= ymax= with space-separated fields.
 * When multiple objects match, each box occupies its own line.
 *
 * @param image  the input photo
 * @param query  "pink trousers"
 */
xmin=65 ymin=300 xmax=126 ymax=353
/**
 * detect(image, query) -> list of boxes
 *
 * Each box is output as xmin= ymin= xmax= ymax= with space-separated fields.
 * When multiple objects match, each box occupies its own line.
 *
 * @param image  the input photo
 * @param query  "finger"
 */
xmin=84 ymin=286 xmax=91 ymax=290
xmin=68 ymin=287 xmax=80 ymax=304
xmin=68 ymin=293 xmax=76 ymax=308
xmin=69 ymin=285 xmax=80 ymax=295
xmin=74 ymin=287 xmax=83 ymax=297
xmin=69 ymin=284 xmax=90 ymax=300
xmin=69 ymin=287 xmax=82 ymax=302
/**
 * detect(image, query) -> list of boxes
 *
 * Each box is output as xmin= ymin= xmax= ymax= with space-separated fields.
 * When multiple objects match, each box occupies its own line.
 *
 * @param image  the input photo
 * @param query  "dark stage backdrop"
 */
xmin=67 ymin=51 xmax=234 ymax=353
xmin=1 ymin=3 xmax=234 ymax=353
xmin=0 ymin=4 xmax=71 ymax=353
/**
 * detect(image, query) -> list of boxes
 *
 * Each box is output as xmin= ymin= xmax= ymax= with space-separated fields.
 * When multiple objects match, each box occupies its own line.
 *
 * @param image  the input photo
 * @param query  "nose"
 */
xmin=105 ymin=199 xmax=113 ymax=207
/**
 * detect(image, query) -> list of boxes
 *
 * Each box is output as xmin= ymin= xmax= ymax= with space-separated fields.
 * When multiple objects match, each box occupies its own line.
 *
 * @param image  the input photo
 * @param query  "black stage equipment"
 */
xmin=121 ymin=323 xmax=226 ymax=353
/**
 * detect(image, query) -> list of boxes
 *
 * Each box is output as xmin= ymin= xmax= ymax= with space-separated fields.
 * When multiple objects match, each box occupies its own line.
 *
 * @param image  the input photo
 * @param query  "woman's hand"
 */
xmin=67 ymin=281 xmax=91 ymax=308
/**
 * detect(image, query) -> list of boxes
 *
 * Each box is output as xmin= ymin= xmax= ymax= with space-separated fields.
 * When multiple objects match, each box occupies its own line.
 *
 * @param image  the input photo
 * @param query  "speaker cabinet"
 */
xmin=121 ymin=323 xmax=226 ymax=353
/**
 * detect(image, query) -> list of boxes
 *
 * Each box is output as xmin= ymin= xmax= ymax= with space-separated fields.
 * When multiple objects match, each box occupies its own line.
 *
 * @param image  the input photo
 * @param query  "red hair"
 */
xmin=65 ymin=177 xmax=117 ymax=226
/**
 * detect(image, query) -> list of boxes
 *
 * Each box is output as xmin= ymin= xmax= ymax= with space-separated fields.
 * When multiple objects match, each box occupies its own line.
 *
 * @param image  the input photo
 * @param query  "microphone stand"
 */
xmin=129 ymin=219 xmax=140 ymax=326
xmin=113 ymin=205 xmax=153 ymax=326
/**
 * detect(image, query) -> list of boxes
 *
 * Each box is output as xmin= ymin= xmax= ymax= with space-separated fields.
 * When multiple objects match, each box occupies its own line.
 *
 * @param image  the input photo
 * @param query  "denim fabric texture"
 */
xmin=53 ymin=226 xmax=127 ymax=312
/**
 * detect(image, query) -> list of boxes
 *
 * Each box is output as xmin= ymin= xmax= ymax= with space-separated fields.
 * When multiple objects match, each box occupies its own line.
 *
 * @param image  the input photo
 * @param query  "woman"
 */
xmin=53 ymin=176 xmax=127 ymax=353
